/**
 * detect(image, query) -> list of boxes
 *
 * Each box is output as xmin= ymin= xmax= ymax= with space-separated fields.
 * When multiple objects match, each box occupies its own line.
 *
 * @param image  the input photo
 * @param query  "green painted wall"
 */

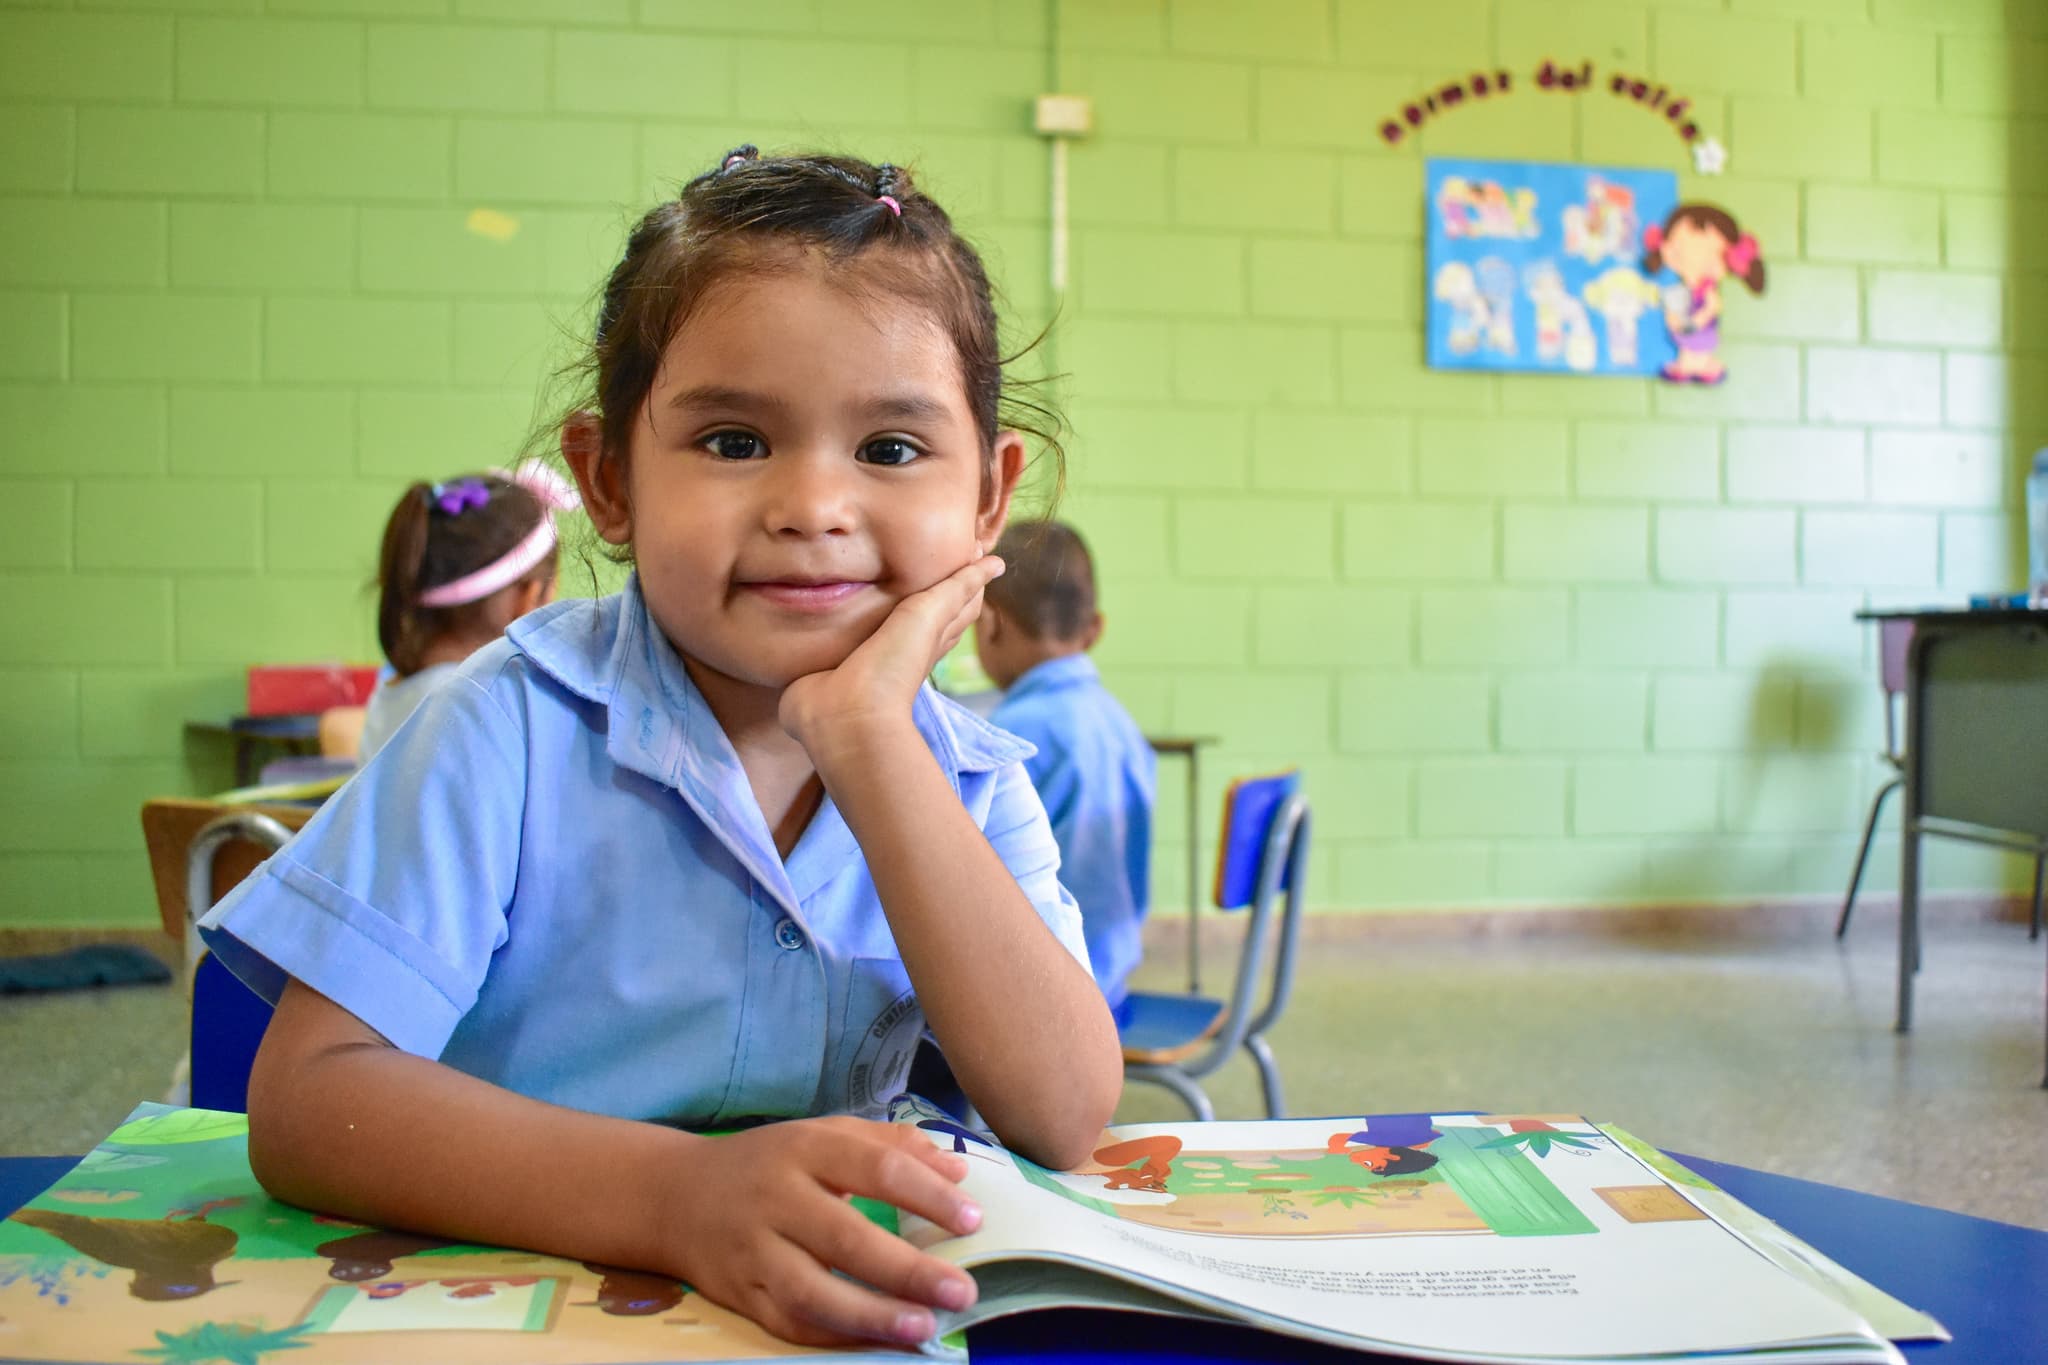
xmin=0 ymin=0 xmax=2042 ymax=927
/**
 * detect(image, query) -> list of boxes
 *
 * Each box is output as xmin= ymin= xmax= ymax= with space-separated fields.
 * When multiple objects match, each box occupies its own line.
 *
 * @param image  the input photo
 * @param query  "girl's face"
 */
xmin=577 ymin=259 xmax=1021 ymax=697
xmin=1662 ymin=217 xmax=1729 ymax=286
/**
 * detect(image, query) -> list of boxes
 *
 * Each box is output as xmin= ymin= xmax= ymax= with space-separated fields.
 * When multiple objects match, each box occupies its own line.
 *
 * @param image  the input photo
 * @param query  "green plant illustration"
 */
xmin=1258 ymin=1193 xmax=1307 ymax=1220
xmin=1308 ymin=1189 xmax=1385 ymax=1210
xmin=133 ymin=1320 xmax=313 ymax=1365
xmin=1478 ymin=1130 xmax=1601 ymax=1159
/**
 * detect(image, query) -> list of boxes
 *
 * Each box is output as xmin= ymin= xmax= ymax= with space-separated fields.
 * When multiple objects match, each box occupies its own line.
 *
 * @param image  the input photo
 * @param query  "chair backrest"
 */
xmin=191 ymin=950 xmax=276 ymax=1112
xmin=1877 ymin=618 xmax=1915 ymax=698
xmin=1212 ymin=770 xmax=1302 ymax=910
xmin=140 ymin=799 xmax=314 ymax=952
xmin=141 ymin=801 xmax=306 ymax=1112
xmin=1174 ymin=772 xmax=1311 ymax=1084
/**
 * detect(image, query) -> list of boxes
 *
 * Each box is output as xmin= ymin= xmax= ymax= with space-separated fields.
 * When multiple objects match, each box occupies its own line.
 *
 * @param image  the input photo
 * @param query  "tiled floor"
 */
xmin=4 ymin=907 xmax=2043 ymax=1229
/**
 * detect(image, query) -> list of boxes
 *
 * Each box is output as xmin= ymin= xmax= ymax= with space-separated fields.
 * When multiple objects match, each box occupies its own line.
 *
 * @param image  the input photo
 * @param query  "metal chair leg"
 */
xmin=1246 ymin=1033 xmax=1286 ymax=1120
xmin=1124 ymin=1065 xmax=1216 ymax=1122
xmin=1838 ymin=776 xmax=1902 ymax=939
xmin=2032 ymin=856 xmax=2044 ymax=942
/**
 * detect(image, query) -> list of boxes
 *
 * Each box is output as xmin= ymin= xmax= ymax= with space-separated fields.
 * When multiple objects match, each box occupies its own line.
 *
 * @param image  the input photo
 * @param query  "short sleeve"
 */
xmin=197 ymin=671 xmax=529 ymax=1059
xmin=977 ymin=759 xmax=1091 ymax=975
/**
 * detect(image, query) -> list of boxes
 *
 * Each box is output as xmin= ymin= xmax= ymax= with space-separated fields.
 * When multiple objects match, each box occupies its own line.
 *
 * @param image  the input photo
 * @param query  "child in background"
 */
xmin=359 ymin=462 xmax=576 ymax=758
xmin=198 ymin=147 xmax=1122 ymax=1350
xmin=976 ymin=521 xmax=1157 ymax=1007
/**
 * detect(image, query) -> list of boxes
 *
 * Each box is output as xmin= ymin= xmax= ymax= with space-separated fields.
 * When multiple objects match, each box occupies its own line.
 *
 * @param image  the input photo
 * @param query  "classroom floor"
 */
xmin=3 ymin=906 xmax=2043 ymax=1230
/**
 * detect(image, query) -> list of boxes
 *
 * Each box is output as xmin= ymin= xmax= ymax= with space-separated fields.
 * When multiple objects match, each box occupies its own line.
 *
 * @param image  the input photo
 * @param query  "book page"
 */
xmin=891 ymin=1102 xmax=1902 ymax=1365
xmin=1592 ymin=1125 xmax=1947 ymax=1343
xmin=0 ymin=1104 xmax=906 ymax=1365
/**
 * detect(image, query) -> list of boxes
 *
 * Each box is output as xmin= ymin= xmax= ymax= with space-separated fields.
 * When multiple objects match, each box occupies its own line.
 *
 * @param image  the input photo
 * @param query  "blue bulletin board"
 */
xmin=1425 ymin=158 xmax=1678 ymax=377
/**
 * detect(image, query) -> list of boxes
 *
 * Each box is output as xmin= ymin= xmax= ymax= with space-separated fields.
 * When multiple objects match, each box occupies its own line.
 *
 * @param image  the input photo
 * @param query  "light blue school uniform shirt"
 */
xmin=988 ymin=655 xmax=1155 ymax=1007
xmin=198 ymin=575 xmax=1089 ymax=1126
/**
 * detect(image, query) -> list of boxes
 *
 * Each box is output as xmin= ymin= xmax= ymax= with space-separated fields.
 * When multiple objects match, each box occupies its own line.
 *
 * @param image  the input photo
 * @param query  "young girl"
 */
xmin=359 ymin=462 xmax=575 ymax=758
xmin=198 ymin=147 xmax=1124 ymax=1348
xmin=1642 ymin=202 xmax=1766 ymax=385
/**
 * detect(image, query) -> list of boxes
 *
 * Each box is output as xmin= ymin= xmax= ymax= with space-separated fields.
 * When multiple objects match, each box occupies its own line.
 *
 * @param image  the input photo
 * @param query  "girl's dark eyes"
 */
xmin=699 ymin=431 xmax=923 ymax=466
xmin=859 ymin=438 xmax=921 ymax=467
xmin=703 ymin=430 xmax=765 ymax=461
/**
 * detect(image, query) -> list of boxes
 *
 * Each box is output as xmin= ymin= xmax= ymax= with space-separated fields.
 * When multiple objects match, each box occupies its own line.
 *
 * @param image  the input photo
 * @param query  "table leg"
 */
xmin=1896 ymin=815 xmax=1919 ymax=1034
xmin=1186 ymin=746 xmax=1200 ymax=994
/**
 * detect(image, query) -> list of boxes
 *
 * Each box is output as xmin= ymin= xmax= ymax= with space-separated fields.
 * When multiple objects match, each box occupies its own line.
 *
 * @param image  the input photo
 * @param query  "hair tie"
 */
xmin=432 ymin=479 xmax=490 ymax=516
xmin=877 ymin=194 xmax=901 ymax=217
xmin=1642 ymin=224 xmax=1664 ymax=251
xmin=1724 ymin=232 xmax=1760 ymax=273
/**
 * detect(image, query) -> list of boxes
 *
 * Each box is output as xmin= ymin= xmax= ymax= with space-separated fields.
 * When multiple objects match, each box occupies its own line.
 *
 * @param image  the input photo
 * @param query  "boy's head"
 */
xmin=975 ymin=520 xmax=1102 ymax=689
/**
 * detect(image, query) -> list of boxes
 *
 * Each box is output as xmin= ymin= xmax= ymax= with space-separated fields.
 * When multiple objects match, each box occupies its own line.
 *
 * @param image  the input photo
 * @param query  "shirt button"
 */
xmin=774 ymin=918 xmax=806 ymax=951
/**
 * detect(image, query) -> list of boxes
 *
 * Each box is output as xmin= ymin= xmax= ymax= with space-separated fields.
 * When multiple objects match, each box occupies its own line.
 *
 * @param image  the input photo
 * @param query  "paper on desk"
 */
xmin=1595 ymin=1125 xmax=1949 ymax=1343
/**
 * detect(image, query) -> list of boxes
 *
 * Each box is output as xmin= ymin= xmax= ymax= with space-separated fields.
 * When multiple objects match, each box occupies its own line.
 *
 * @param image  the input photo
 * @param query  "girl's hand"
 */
xmin=658 ymin=1117 xmax=981 ymax=1347
xmin=779 ymin=554 xmax=1004 ymax=761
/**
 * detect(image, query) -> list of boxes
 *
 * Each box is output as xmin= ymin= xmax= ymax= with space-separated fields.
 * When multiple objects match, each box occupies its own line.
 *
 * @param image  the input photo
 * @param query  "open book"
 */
xmin=0 ymin=1101 xmax=1942 ymax=1365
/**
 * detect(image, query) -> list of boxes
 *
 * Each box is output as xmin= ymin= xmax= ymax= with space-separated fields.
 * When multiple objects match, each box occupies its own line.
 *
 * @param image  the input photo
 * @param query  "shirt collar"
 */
xmin=505 ymin=576 xmax=1035 ymax=908
xmin=1002 ymin=652 xmax=1100 ymax=702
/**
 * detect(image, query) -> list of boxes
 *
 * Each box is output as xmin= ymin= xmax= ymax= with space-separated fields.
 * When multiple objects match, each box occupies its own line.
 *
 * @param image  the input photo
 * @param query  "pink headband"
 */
xmin=417 ymin=460 xmax=581 ymax=609
xmin=877 ymin=194 xmax=902 ymax=217
xmin=1724 ymin=233 xmax=1760 ymax=273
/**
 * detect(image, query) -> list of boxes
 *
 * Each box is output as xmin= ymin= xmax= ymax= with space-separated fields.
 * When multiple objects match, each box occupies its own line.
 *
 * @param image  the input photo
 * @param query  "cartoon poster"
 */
xmin=1426 ymin=158 xmax=1677 ymax=377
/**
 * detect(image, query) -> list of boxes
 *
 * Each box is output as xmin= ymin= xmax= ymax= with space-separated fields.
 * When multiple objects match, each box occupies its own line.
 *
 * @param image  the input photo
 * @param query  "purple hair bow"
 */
xmin=433 ymin=478 xmax=491 ymax=516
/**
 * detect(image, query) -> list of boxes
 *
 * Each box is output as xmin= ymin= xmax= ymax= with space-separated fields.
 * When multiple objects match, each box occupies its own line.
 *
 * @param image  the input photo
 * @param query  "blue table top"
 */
xmin=3 ymin=1151 xmax=2042 ymax=1363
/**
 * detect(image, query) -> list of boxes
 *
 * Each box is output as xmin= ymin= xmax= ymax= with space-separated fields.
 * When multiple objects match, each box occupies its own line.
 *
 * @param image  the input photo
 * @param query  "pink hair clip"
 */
xmin=1724 ymin=233 xmax=1760 ymax=273
xmin=877 ymin=194 xmax=902 ymax=217
xmin=1642 ymin=224 xmax=1664 ymax=251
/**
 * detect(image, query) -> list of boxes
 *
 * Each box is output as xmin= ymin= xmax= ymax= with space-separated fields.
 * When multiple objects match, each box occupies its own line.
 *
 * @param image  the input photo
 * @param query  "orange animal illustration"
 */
xmin=1092 ymin=1135 xmax=1183 ymax=1192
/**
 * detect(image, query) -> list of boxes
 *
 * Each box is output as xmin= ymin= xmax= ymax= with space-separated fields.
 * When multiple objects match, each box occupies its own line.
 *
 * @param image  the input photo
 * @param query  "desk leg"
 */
xmin=1896 ymin=816 xmax=1919 ymax=1034
xmin=1186 ymin=747 xmax=1200 ymax=995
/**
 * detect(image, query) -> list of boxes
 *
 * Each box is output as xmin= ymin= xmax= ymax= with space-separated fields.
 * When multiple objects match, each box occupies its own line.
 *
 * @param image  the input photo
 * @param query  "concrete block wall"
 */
xmin=0 ymin=0 xmax=2040 ymax=926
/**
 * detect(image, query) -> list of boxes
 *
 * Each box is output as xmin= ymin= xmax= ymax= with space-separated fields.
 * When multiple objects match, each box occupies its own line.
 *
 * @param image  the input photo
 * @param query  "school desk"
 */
xmin=184 ymin=714 xmax=322 ymax=787
xmin=1855 ymin=608 xmax=2048 ymax=1086
xmin=4 ymin=1148 xmax=2042 ymax=1363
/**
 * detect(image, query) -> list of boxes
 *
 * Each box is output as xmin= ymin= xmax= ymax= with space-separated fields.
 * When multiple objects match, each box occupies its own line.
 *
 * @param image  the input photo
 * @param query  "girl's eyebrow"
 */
xmin=861 ymin=393 xmax=952 ymax=424
xmin=667 ymin=383 xmax=789 ymax=415
xmin=666 ymin=386 xmax=949 ymax=426
xmin=671 ymin=384 xmax=958 ymax=427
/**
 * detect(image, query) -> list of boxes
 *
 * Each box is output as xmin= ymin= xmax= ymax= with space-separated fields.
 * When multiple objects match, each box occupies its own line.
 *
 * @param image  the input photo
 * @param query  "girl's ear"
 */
xmin=977 ymin=431 xmax=1027 ymax=550
xmin=561 ymin=411 xmax=631 ymax=546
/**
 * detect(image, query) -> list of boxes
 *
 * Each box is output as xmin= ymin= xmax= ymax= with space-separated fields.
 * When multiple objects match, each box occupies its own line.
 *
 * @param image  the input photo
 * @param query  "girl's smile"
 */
xmin=737 ymin=577 xmax=874 ymax=613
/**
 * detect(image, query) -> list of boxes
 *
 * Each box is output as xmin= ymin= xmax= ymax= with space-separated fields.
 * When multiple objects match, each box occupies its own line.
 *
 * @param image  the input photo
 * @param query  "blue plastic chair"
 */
xmin=1118 ymin=770 xmax=1311 ymax=1121
xmin=182 ymin=811 xmax=289 ymax=1112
